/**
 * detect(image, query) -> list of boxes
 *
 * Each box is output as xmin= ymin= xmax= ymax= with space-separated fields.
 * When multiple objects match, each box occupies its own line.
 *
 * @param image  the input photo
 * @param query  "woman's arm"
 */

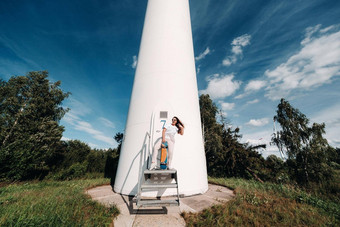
xmin=179 ymin=125 xmax=184 ymax=135
xmin=162 ymin=128 xmax=166 ymax=142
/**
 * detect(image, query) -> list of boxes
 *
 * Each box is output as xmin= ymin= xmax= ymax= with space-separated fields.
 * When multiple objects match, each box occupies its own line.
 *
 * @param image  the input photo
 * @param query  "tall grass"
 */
xmin=0 ymin=178 xmax=119 ymax=226
xmin=182 ymin=177 xmax=339 ymax=226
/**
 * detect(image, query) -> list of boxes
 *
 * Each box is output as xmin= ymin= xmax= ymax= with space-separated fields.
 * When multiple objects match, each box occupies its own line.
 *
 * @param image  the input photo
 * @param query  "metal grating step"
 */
xmin=136 ymin=166 xmax=180 ymax=208
xmin=137 ymin=199 xmax=179 ymax=207
xmin=141 ymin=183 xmax=177 ymax=189
xmin=144 ymin=169 xmax=177 ymax=174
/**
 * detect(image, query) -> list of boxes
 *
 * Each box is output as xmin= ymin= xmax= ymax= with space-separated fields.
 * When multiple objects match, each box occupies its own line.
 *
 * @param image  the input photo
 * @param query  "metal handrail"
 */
xmin=136 ymin=111 xmax=156 ymax=201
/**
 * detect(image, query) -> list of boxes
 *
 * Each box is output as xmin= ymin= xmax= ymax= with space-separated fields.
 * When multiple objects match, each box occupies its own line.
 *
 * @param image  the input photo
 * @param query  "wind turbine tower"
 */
xmin=114 ymin=0 xmax=208 ymax=197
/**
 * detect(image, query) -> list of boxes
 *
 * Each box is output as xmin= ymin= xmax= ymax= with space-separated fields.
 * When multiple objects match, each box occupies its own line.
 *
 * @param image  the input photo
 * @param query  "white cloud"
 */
xmin=234 ymin=93 xmax=245 ymax=99
xmin=132 ymin=55 xmax=137 ymax=69
xmin=199 ymin=74 xmax=241 ymax=99
xmin=320 ymin=25 xmax=339 ymax=33
xmin=195 ymin=47 xmax=211 ymax=61
xmin=231 ymin=45 xmax=242 ymax=55
xmin=235 ymin=80 xmax=266 ymax=99
xmin=222 ymin=34 xmax=251 ymax=67
xmin=245 ymin=80 xmax=267 ymax=92
xmin=196 ymin=65 xmax=201 ymax=74
xmin=73 ymin=120 xmax=115 ymax=146
xmin=241 ymin=130 xmax=281 ymax=158
xmin=219 ymin=101 xmax=235 ymax=111
xmin=265 ymin=24 xmax=340 ymax=100
xmin=311 ymin=103 xmax=340 ymax=148
xmin=232 ymin=34 xmax=252 ymax=47
xmin=99 ymin=117 xmax=115 ymax=128
xmin=62 ymin=100 xmax=116 ymax=147
xmin=246 ymin=99 xmax=259 ymax=104
xmin=88 ymin=142 xmax=100 ymax=148
xmin=64 ymin=98 xmax=92 ymax=117
xmin=262 ymin=145 xmax=283 ymax=159
xmin=301 ymin=24 xmax=321 ymax=45
xmin=222 ymin=58 xmax=233 ymax=66
xmin=246 ymin=118 xmax=269 ymax=127
xmin=63 ymin=112 xmax=80 ymax=124
xmin=61 ymin=136 xmax=71 ymax=141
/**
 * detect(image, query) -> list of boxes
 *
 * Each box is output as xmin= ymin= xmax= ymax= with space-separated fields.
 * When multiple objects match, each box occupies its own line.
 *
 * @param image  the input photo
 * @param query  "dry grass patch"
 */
xmin=182 ymin=178 xmax=338 ymax=226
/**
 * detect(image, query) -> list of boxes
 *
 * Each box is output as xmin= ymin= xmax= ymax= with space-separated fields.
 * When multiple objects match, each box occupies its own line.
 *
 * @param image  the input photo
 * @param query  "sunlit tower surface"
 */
xmin=114 ymin=0 xmax=208 ymax=196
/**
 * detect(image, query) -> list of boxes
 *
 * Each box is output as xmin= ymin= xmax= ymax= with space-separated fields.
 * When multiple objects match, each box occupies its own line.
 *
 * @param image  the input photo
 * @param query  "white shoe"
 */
xmin=150 ymin=162 xmax=156 ymax=170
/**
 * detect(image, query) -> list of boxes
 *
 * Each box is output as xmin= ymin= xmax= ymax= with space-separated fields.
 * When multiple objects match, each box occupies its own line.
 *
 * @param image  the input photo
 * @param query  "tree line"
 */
xmin=0 ymin=71 xmax=120 ymax=181
xmin=200 ymin=94 xmax=339 ymax=197
xmin=1 ymin=72 xmax=339 ymax=198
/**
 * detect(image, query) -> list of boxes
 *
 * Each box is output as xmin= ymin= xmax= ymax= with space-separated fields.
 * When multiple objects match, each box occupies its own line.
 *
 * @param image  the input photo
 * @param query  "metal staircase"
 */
xmin=134 ymin=110 xmax=180 ymax=208
xmin=136 ymin=169 xmax=180 ymax=208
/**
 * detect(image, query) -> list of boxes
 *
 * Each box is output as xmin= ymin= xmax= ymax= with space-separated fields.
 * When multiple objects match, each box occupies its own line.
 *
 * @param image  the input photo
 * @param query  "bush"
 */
xmin=52 ymin=162 xmax=87 ymax=180
xmin=86 ymin=149 xmax=106 ymax=173
xmin=60 ymin=140 xmax=91 ymax=169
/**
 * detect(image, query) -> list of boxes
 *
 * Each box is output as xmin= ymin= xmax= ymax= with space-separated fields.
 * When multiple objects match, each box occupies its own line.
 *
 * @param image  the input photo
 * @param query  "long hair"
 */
xmin=173 ymin=116 xmax=184 ymax=134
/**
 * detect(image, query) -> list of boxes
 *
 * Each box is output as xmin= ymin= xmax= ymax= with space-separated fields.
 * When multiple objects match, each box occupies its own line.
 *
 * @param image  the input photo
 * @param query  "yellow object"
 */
xmin=161 ymin=147 xmax=167 ymax=163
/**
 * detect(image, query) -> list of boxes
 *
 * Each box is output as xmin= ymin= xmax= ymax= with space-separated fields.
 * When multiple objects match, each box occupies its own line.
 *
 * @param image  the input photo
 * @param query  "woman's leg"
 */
xmin=151 ymin=139 xmax=162 ymax=168
xmin=166 ymin=139 xmax=174 ymax=168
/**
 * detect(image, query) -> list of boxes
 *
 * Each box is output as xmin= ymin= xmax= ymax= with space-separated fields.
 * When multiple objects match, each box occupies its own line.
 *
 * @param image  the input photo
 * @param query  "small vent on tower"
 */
xmin=160 ymin=111 xmax=168 ymax=119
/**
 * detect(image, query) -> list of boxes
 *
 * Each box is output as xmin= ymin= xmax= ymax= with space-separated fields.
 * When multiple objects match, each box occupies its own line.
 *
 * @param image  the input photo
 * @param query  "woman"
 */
xmin=150 ymin=116 xmax=184 ymax=170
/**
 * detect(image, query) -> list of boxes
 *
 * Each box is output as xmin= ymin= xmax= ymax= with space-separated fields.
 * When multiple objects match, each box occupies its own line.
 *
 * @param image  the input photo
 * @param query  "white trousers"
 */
xmin=151 ymin=138 xmax=175 ymax=168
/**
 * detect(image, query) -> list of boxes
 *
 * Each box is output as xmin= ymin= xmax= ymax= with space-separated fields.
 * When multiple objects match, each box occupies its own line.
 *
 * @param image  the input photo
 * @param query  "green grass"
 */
xmin=182 ymin=177 xmax=339 ymax=227
xmin=0 ymin=178 xmax=119 ymax=226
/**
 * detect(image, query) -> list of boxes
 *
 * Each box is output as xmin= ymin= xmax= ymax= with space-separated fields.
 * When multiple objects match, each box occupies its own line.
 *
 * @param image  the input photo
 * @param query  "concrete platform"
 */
xmin=86 ymin=184 xmax=234 ymax=227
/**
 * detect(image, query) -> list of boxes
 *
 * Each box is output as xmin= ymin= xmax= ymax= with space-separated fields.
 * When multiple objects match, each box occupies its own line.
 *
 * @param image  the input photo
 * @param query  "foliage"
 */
xmin=0 ymin=71 xmax=70 ymax=180
xmin=0 ymin=178 xmax=118 ymax=226
xmin=87 ymin=149 xmax=107 ymax=173
xmin=182 ymin=177 xmax=339 ymax=226
xmin=114 ymin=132 xmax=123 ymax=155
xmin=262 ymin=155 xmax=289 ymax=183
xmin=104 ymin=148 xmax=120 ymax=184
xmin=199 ymin=94 xmax=223 ymax=174
xmin=0 ymin=71 xmax=122 ymax=182
xmin=60 ymin=140 xmax=91 ymax=169
xmin=49 ymin=139 xmax=120 ymax=181
xmin=52 ymin=162 xmax=88 ymax=180
xmin=272 ymin=98 xmax=335 ymax=185
xmin=199 ymin=94 xmax=266 ymax=180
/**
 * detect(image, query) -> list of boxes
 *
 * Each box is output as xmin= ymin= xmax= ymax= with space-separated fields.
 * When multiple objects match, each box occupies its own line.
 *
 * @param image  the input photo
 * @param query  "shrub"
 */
xmin=52 ymin=162 xmax=87 ymax=180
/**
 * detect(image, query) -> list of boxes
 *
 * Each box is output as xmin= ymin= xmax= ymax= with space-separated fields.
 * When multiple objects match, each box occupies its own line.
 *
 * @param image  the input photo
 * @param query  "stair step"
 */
xmin=137 ymin=199 xmax=179 ymax=207
xmin=144 ymin=169 xmax=177 ymax=174
xmin=141 ymin=183 xmax=177 ymax=189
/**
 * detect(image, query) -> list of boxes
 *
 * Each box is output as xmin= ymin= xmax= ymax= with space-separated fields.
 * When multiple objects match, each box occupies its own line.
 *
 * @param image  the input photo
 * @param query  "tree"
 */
xmin=199 ymin=94 xmax=223 ymax=175
xmin=60 ymin=140 xmax=91 ymax=169
xmin=114 ymin=132 xmax=124 ymax=155
xmin=199 ymin=94 xmax=265 ymax=180
xmin=264 ymin=155 xmax=288 ymax=183
xmin=0 ymin=71 xmax=70 ymax=180
xmin=271 ymin=98 xmax=334 ymax=184
xmin=219 ymin=126 xmax=266 ymax=181
xmin=104 ymin=133 xmax=123 ymax=184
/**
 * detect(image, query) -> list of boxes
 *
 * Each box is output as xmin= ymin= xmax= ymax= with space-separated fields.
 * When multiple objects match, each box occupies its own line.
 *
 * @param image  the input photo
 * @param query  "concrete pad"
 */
xmin=86 ymin=184 xmax=234 ymax=227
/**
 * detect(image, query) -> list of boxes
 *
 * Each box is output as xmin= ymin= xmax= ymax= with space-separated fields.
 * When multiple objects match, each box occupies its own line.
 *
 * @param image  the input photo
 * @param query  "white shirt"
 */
xmin=164 ymin=124 xmax=178 ymax=142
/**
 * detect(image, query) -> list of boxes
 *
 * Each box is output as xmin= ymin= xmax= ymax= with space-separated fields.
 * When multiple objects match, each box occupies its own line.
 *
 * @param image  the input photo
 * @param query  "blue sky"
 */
xmin=1 ymin=0 xmax=340 ymax=157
